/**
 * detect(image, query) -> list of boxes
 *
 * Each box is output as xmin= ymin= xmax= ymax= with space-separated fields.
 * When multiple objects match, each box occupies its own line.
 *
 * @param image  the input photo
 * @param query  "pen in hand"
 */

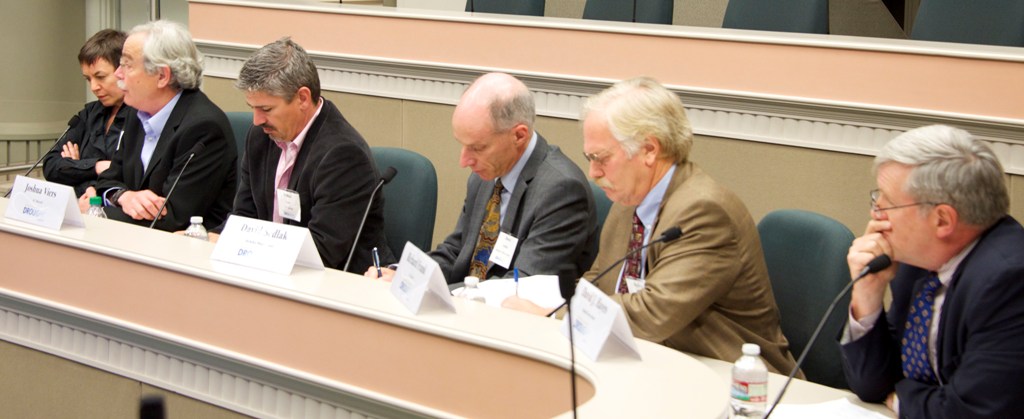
xmin=372 ymin=247 xmax=382 ymax=278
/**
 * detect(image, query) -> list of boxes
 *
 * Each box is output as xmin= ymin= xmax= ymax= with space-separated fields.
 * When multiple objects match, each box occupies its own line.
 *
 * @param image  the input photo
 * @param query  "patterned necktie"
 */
xmin=901 ymin=274 xmax=942 ymax=384
xmin=469 ymin=179 xmax=502 ymax=279
xmin=619 ymin=212 xmax=644 ymax=294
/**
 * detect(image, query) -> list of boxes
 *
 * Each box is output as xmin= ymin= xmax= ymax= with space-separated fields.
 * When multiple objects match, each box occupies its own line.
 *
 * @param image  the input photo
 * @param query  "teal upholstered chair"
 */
xmin=590 ymin=180 xmax=613 ymax=238
xmin=465 ymin=0 xmax=545 ymax=16
xmin=757 ymin=209 xmax=855 ymax=388
xmin=371 ymin=147 xmax=438 ymax=258
xmin=723 ymin=0 xmax=829 ymax=34
xmin=224 ymin=112 xmax=253 ymax=160
xmin=911 ymin=0 xmax=1024 ymax=47
xmin=583 ymin=0 xmax=673 ymax=24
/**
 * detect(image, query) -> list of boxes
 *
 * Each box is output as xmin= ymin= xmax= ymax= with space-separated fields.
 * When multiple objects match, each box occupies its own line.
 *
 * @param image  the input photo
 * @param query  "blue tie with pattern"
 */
xmin=901 ymin=274 xmax=942 ymax=384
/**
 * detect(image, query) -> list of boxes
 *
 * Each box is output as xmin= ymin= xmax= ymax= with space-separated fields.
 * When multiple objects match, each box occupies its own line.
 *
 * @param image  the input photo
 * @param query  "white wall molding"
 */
xmin=0 ymin=293 xmax=431 ymax=419
xmin=198 ymin=41 xmax=1024 ymax=175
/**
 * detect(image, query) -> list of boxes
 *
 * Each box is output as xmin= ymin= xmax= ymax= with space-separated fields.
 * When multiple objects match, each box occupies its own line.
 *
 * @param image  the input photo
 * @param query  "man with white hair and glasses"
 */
xmin=841 ymin=125 xmax=1024 ymax=418
xmin=95 ymin=20 xmax=236 ymax=232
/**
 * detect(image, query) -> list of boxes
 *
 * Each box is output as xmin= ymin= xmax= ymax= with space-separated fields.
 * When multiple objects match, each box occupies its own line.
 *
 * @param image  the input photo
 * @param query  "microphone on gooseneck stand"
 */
xmin=559 ymin=271 xmax=579 ymax=419
xmin=762 ymin=253 xmax=893 ymax=419
xmin=545 ymin=226 xmax=683 ymax=317
xmin=4 ymin=115 xmax=81 ymax=198
xmin=343 ymin=166 xmax=397 ymax=272
xmin=148 ymin=142 xmax=206 ymax=229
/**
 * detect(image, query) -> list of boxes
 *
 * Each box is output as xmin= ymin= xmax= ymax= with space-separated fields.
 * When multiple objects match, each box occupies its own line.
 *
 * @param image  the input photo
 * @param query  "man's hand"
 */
xmin=61 ymin=142 xmax=80 ymax=160
xmin=77 ymin=186 xmax=97 ymax=213
xmin=501 ymin=296 xmax=554 ymax=316
xmin=365 ymin=266 xmax=396 ymax=282
xmin=94 ymin=160 xmax=111 ymax=175
xmin=117 ymin=190 xmax=167 ymax=221
xmin=848 ymin=219 xmax=899 ymax=319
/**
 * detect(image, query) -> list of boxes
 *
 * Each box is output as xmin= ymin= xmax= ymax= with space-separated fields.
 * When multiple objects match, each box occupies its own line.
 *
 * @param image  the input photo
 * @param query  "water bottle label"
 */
xmin=730 ymin=380 xmax=767 ymax=402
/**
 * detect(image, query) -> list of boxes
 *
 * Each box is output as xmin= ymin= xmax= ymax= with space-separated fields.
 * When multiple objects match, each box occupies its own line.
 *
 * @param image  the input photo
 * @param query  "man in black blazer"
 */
xmin=209 ymin=38 xmax=393 ymax=273
xmin=95 ymin=21 xmax=236 ymax=232
xmin=367 ymin=72 xmax=597 ymax=283
xmin=841 ymin=125 xmax=1024 ymax=418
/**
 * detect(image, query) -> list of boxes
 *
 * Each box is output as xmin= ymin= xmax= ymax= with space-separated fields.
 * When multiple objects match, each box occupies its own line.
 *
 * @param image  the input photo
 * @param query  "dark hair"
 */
xmin=78 ymin=29 xmax=127 ymax=67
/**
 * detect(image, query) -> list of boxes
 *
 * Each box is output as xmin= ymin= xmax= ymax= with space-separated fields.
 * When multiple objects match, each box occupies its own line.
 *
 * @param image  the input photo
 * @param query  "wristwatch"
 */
xmin=109 ymin=189 xmax=126 ymax=207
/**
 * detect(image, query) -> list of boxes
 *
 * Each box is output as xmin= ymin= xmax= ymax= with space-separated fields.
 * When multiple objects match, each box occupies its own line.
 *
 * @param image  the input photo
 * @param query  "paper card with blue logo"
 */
xmin=211 ymin=215 xmax=324 ymax=275
xmin=561 ymin=280 xmax=642 ymax=361
xmin=390 ymin=241 xmax=456 ymax=314
xmin=3 ymin=175 xmax=84 ymax=230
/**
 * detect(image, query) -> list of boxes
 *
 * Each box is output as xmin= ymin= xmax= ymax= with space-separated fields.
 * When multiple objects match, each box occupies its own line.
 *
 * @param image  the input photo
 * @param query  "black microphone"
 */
xmin=763 ymin=253 xmax=892 ymax=418
xmin=560 ymin=271 xmax=579 ymax=419
xmin=4 ymin=115 xmax=81 ymax=198
xmin=343 ymin=166 xmax=397 ymax=272
xmin=545 ymin=226 xmax=683 ymax=317
xmin=148 ymin=142 xmax=206 ymax=229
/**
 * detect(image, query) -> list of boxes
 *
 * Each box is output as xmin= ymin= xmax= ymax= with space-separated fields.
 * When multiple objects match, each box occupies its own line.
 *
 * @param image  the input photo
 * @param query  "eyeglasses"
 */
xmin=869 ymin=189 xmax=938 ymax=213
xmin=583 ymin=148 xmax=614 ymax=166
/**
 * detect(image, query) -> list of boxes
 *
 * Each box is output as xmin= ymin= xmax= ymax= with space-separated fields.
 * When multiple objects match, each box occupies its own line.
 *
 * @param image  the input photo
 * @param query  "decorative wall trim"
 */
xmin=198 ymin=41 xmax=1024 ymax=175
xmin=0 ymin=293 xmax=432 ymax=419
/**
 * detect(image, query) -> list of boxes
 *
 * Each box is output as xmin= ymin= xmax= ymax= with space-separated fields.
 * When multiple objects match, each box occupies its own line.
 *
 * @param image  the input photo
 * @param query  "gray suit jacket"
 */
xmin=430 ymin=134 xmax=598 ymax=284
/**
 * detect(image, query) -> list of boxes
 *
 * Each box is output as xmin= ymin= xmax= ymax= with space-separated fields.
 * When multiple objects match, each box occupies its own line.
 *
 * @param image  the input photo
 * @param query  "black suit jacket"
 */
xmin=429 ymin=134 xmax=597 ymax=283
xmin=216 ymin=100 xmax=393 ymax=273
xmin=95 ymin=89 xmax=237 ymax=232
xmin=840 ymin=216 xmax=1024 ymax=418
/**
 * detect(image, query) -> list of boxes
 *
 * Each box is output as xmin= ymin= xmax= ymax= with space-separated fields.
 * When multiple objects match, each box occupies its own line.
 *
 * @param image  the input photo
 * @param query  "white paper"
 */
xmin=211 ymin=215 xmax=324 ymax=275
xmin=770 ymin=398 xmax=892 ymax=419
xmin=560 ymin=280 xmax=642 ymax=361
xmin=452 ymin=275 xmax=565 ymax=308
xmin=390 ymin=242 xmax=455 ymax=314
xmin=4 ymin=175 xmax=83 ymax=230
xmin=488 ymin=231 xmax=518 ymax=269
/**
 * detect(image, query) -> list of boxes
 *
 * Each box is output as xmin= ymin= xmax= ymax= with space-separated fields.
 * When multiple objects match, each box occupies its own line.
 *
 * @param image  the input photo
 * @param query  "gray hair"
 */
xmin=874 ymin=124 xmax=1008 ymax=227
xmin=235 ymin=37 xmax=320 ymax=103
xmin=130 ymin=20 xmax=203 ymax=90
xmin=581 ymin=77 xmax=692 ymax=163
xmin=487 ymin=80 xmax=535 ymax=134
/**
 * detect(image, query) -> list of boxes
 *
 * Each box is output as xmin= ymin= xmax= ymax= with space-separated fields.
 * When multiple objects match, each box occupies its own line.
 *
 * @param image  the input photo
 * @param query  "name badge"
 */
xmin=625 ymin=276 xmax=645 ymax=293
xmin=561 ymin=280 xmax=642 ymax=361
xmin=276 ymin=188 xmax=301 ymax=222
xmin=211 ymin=215 xmax=323 ymax=275
xmin=3 ymin=175 xmax=83 ymax=230
xmin=391 ymin=242 xmax=456 ymax=314
xmin=489 ymin=231 xmax=518 ymax=269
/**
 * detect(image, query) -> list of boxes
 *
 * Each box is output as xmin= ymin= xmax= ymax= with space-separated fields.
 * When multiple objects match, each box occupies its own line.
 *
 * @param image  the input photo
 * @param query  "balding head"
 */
xmin=452 ymin=73 xmax=536 ymax=181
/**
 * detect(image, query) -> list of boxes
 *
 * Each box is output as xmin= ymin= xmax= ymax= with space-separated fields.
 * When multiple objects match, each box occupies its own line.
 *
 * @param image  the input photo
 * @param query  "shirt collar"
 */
xmin=498 ymin=131 xmax=537 ymax=194
xmin=137 ymin=91 xmax=182 ymax=139
xmin=636 ymin=164 xmax=677 ymax=230
xmin=936 ymin=239 xmax=979 ymax=286
xmin=275 ymin=98 xmax=324 ymax=152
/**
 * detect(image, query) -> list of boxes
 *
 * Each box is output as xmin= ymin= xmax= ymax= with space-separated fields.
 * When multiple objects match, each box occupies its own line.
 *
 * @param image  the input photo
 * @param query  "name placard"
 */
xmin=3 ymin=175 xmax=83 ymax=230
xmin=390 ymin=242 xmax=455 ymax=314
xmin=561 ymin=280 xmax=642 ymax=361
xmin=211 ymin=215 xmax=324 ymax=275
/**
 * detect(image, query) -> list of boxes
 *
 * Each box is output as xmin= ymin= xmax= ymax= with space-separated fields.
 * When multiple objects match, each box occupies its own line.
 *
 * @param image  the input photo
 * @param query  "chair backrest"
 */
xmin=757 ymin=209 xmax=854 ymax=389
xmin=590 ymin=180 xmax=613 ymax=238
xmin=465 ymin=0 xmax=545 ymax=16
xmin=583 ymin=0 xmax=674 ymax=24
xmin=224 ymin=112 xmax=253 ymax=160
xmin=723 ymin=0 xmax=829 ymax=34
xmin=371 ymin=147 xmax=438 ymax=259
xmin=911 ymin=0 xmax=1024 ymax=47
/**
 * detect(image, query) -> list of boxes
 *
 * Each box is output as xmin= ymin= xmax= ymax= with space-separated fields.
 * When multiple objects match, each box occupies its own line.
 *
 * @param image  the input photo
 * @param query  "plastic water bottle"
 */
xmin=183 ymin=216 xmax=208 ymax=241
xmin=730 ymin=343 xmax=768 ymax=418
xmin=457 ymin=276 xmax=486 ymax=303
xmin=86 ymin=196 xmax=107 ymax=218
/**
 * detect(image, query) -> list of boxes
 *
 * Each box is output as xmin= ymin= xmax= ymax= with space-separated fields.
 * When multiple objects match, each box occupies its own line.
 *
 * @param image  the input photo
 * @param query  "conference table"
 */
xmin=0 ymin=197 xmax=889 ymax=418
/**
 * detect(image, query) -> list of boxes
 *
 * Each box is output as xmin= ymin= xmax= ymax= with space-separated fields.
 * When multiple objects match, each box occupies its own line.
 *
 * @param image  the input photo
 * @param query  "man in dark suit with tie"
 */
xmin=207 ymin=37 xmax=393 ymax=273
xmin=841 ymin=125 xmax=1024 ymax=418
xmin=367 ymin=72 xmax=597 ymax=283
xmin=95 ymin=20 xmax=236 ymax=232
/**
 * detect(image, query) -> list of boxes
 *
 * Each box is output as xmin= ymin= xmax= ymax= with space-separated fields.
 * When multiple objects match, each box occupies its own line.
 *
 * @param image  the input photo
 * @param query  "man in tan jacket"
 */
xmin=505 ymin=77 xmax=797 ymax=373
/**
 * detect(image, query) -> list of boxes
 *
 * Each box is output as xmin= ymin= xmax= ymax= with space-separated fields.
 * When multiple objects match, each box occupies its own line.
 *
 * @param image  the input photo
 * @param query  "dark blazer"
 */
xmin=840 ymin=216 xmax=1024 ymax=418
xmin=95 ymin=89 xmax=237 ymax=232
xmin=216 ymin=100 xmax=393 ymax=273
xmin=42 ymin=101 xmax=133 ymax=196
xmin=430 ymin=134 xmax=597 ymax=284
